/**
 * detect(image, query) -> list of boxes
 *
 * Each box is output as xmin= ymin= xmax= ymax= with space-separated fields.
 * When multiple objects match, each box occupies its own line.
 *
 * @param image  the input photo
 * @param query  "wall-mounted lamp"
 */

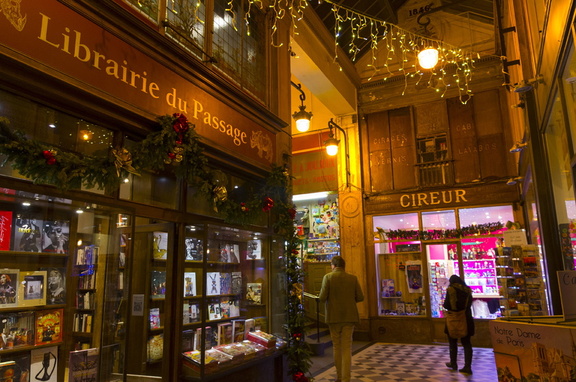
xmin=418 ymin=47 xmax=439 ymax=69
xmin=509 ymin=142 xmax=528 ymax=153
xmin=291 ymin=82 xmax=313 ymax=133
xmin=512 ymin=75 xmax=543 ymax=93
xmin=325 ymin=119 xmax=350 ymax=188
xmin=506 ymin=176 xmax=524 ymax=186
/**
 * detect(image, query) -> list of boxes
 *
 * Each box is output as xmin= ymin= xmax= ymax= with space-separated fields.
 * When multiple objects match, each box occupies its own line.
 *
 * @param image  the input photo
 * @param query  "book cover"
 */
xmin=69 ymin=347 xmax=99 ymax=382
xmin=30 ymin=346 xmax=58 ymax=382
xmin=183 ymin=272 xmax=196 ymax=297
xmin=229 ymin=299 xmax=240 ymax=317
xmin=42 ymin=267 xmax=66 ymax=305
xmin=182 ymin=329 xmax=195 ymax=352
xmin=13 ymin=216 xmax=42 ymax=252
xmin=218 ymin=244 xmax=230 ymax=263
xmin=0 ymin=210 xmax=12 ymax=251
xmin=246 ymin=283 xmax=262 ymax=304
xmin=231 ymin=272 xmax=242 ymax=295
xmin=246 ymin=330 xmax=276 ymax=348
xmin=150 ymin=308 xmax=161 ymax=329
xmin=244 ymin=318 xmax=255 ymax=336
xmin=183 ymin=302 xmax=200 ymax=324
xmin=147 ymin=334 xmax=163 ymax=362
xmin=185 ymin=237 xmax=203 ymax=261
xmin=0 ymin=352 xmax=31 ymax=381
xmin=246 ymin=240 xmax=262 ymax=260
xmin=150 ymin=271 xmax=166 ymax=299
xmin=18 ymin=270 xmax=46 ymax=307
xmin=152 ymin=231 xmax=168 ymax=260
xmin=208 ymin=302 xmax=221 ymax=320
xmin=219 ymin=299 xmax=230 ymax=319
xmin=217 ymin=322 xmax=233 ymax=345
xmin=253 ymin=316 xmax=267 ymax=331
xmin=229 ymin=244 xmax=240 ymax=263
xmin=231 ymin=319 xmax=246 ymax=342
xmin=206 ymin=272 xmax=221 ymax=296
xmin=41 ymin=220 xmax=69 ymax=254
xmin=0 ymin=269 xmax=18 ymax=308
xmin=35 ymin=309 xmax=63 ymax=345
xmin=0 ymin=311 xmax=35 ymax=349
xmin=220 ymin=273 xmax=232 ymax=295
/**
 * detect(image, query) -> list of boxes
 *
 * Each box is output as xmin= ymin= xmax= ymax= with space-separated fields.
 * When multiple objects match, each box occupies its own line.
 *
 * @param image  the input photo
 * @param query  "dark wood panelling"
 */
xmin=390 ymin=108 xmax=416 ymax=189
xmin=367 ymin=111 xmax=393 ymax=191
xmin=478 ymin=134 xmax=508 ymax=179
xmin=448 ymin=97 xmax=481 ymax=183
xmin=474 ymin=90 xmax=507 ymax=179
xmin=415 ymin=100 xmax=448 ymax=136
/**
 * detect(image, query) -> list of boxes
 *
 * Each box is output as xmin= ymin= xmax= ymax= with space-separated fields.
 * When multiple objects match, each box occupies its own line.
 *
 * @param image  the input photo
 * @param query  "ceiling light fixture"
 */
xmin=418 ymin=47 xmax=439 ymax=69
xmin=291 ymin=81 xmax=313 ymax=133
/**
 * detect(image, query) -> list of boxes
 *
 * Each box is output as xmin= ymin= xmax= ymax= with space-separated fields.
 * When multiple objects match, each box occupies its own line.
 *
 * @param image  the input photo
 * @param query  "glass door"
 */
xmin=426 ymin=243 xmax=458 ymax=318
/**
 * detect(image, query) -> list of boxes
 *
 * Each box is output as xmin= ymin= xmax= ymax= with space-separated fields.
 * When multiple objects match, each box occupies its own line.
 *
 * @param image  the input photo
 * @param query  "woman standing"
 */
xmin=444 ymin=274 xmax=474 ymax=374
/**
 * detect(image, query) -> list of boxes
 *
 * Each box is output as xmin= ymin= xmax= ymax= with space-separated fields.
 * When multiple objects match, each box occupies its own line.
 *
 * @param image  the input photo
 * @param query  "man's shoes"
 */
xmin=445 ymin=362 xmax=457 ymax=370
xmin=459 ymin=367 xmax=473 ymax=374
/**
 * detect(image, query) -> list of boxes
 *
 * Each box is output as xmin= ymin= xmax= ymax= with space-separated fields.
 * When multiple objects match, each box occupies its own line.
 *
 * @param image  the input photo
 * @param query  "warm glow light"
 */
xmin=295 ymin=117 xmax=311 ymax=132
xmin=80 ymin=130 xmax=93 ymax=141
xmin=325 ymin=137 xmax=339 ymax=156
xmin=292 ymin=191 xmax=329 ymax=201
xmin=418 ymin=48 xmax=439 ymax=69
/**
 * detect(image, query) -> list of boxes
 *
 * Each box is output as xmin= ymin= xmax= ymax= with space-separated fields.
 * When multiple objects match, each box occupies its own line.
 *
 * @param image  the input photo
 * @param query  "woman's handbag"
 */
xmin=446 ymin=309 xmax=467 ymax=338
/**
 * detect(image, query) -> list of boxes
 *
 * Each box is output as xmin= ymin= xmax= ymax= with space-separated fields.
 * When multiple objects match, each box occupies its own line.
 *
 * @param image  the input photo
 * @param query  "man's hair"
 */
xmin=331 ymin=256 xmax=345 ymax=268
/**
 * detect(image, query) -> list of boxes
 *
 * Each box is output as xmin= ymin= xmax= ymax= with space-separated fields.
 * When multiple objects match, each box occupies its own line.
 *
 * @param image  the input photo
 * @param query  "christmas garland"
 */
xmin=376 ymin=221 xmax=504 ymax=241
xmin=0 ymin=114 xmax=312 ymax=380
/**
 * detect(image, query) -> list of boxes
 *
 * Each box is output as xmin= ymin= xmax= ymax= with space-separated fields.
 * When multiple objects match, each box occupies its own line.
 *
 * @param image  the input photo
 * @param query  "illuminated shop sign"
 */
xmin=0 ymin=0 xmax=275 ymax=167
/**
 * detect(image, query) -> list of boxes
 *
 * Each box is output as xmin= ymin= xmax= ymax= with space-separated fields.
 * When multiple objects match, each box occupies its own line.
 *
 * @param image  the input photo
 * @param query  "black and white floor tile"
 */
xmin=312 ymin=343 xmax=498 ymax=382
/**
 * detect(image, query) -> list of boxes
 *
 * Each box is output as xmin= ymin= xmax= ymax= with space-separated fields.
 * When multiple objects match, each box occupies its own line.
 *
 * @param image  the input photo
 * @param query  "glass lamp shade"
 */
xmin=324 ymin=137 xmax=340 ymax=156
xmin=418 ymin=48 xmax=439 ymax=69
xmin=292 ymin=106 xmax=312 ymax=132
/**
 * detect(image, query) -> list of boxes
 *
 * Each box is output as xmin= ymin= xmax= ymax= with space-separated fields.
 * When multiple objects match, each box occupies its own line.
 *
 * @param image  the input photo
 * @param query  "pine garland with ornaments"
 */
xmin=0 ymin=114 xmax=312 ymax=380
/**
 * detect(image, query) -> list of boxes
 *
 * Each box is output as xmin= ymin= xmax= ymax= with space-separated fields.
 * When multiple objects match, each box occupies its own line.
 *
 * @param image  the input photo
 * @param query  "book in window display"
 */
xmin=183 ymin=302 xmax=200 ymax=324
xmin=208 ymin=302 xmax=221 ymax=320
xmin=41 ymin=220 xmax=69 ymax=254
xmin=147 ymin=334 xmax=163 ymax=362
xmin=185 ymin=238 xmax=203 ymax=261
xmin=152 ymin=231 xmax=168 ymax=260
xmin=0 ymin=351 xmax=31 ymax=381
xmin=220 ymin=273 xmax=232 ymax=295
xmin=31 ymin=346 xmax=58 ymax=382
xmin=0 ymin=269 xmax=18 ymax=308
xmin=41 ymin=267 xmax=66 ymax=305
xmin=69 ymin=347 xmax=99 ymax=382
xmin=13 ymin=217 xmax=42 ymax=252
xmin=151 ymin=271 xmax=166 ymax=299
xmin=246 ymin=240 xmax=262 ymax=260
xmin=0 ymin=311 xmax=35 ymax=349
xmin=217 ymin=322 xmax=233 ymax=345
xmin=219 ymin=299 xmax=230 ymax=318
xmin=229 ymin=299 xmax=240 ymax=317
xmin=18 ymin=271 xmax=46 ymax=307
xmin=35 ymin=308 xmax=63 ymax=345
xmin=231 ymin=319 xmax=245 ymax=342
xmin=150 ymin=308 xmax=161 ymax=329
xmin=0 ymin=211 xmax=12 ymax=251
xmin=183 ymin=272 xmax=196 ymax=297
xmin=206 ymin=272 xmax=221 ymax=296
xmin=231 ymin=272 xmax=242 ymax=294
xmin=246 ymin=283 xmax=262 ymax=304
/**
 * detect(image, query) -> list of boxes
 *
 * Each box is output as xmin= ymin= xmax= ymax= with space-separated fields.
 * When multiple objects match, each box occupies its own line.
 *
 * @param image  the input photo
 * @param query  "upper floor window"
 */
xmin=164 ymin=0 xmax=267 ymax=102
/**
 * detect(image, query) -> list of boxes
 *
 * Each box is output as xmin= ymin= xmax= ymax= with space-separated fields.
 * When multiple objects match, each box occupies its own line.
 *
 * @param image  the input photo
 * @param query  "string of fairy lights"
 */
xmin=237 ymin=0 xmax=480 ymax=103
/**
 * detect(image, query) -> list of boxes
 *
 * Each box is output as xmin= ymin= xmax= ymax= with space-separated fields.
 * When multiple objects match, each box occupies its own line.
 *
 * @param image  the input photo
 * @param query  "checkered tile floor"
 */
xmin=312 ymin=343 xmax=497 ymax=381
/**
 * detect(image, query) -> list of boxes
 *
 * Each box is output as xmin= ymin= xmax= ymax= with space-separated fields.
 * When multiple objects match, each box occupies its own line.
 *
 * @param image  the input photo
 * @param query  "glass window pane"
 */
xmin=121 ymin=0 xmax=159 ymax=21
xmin=166 ymin=0 xmax=206 ymax=59
xmin=422 ymin=210 xmax=456 ymax=230
xmin=458 ymin=205 xmax=514 ymax=232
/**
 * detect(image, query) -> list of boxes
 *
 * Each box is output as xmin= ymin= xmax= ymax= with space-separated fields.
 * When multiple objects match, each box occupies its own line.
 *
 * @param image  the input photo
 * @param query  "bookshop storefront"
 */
xmin=0 ymin=1 xmax=290 ymax=381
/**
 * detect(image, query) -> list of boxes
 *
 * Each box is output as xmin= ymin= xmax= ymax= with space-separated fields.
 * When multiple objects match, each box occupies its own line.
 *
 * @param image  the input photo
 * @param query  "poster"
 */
xmin=68 ymin=348 xmax=98 ymax=382
xmin=30 ymin=346 xmax=58 ymax=382
xmin=405 ymin=260 xmax=423 ymax=293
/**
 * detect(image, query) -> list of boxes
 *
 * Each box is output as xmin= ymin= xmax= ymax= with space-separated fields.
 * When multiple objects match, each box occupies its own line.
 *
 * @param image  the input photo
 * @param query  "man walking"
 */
xmin=319 ymin=256 xmax=364 ymax=382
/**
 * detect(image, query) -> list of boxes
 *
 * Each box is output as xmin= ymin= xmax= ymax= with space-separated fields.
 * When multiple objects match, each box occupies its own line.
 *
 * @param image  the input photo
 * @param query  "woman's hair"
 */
xmin=331 ymin=256 xmax=345 ymax=268
xmin=0 ymin=274 xmax=11 ymax=283
xmin=449 ymin=274 xmax=467 ymax=286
